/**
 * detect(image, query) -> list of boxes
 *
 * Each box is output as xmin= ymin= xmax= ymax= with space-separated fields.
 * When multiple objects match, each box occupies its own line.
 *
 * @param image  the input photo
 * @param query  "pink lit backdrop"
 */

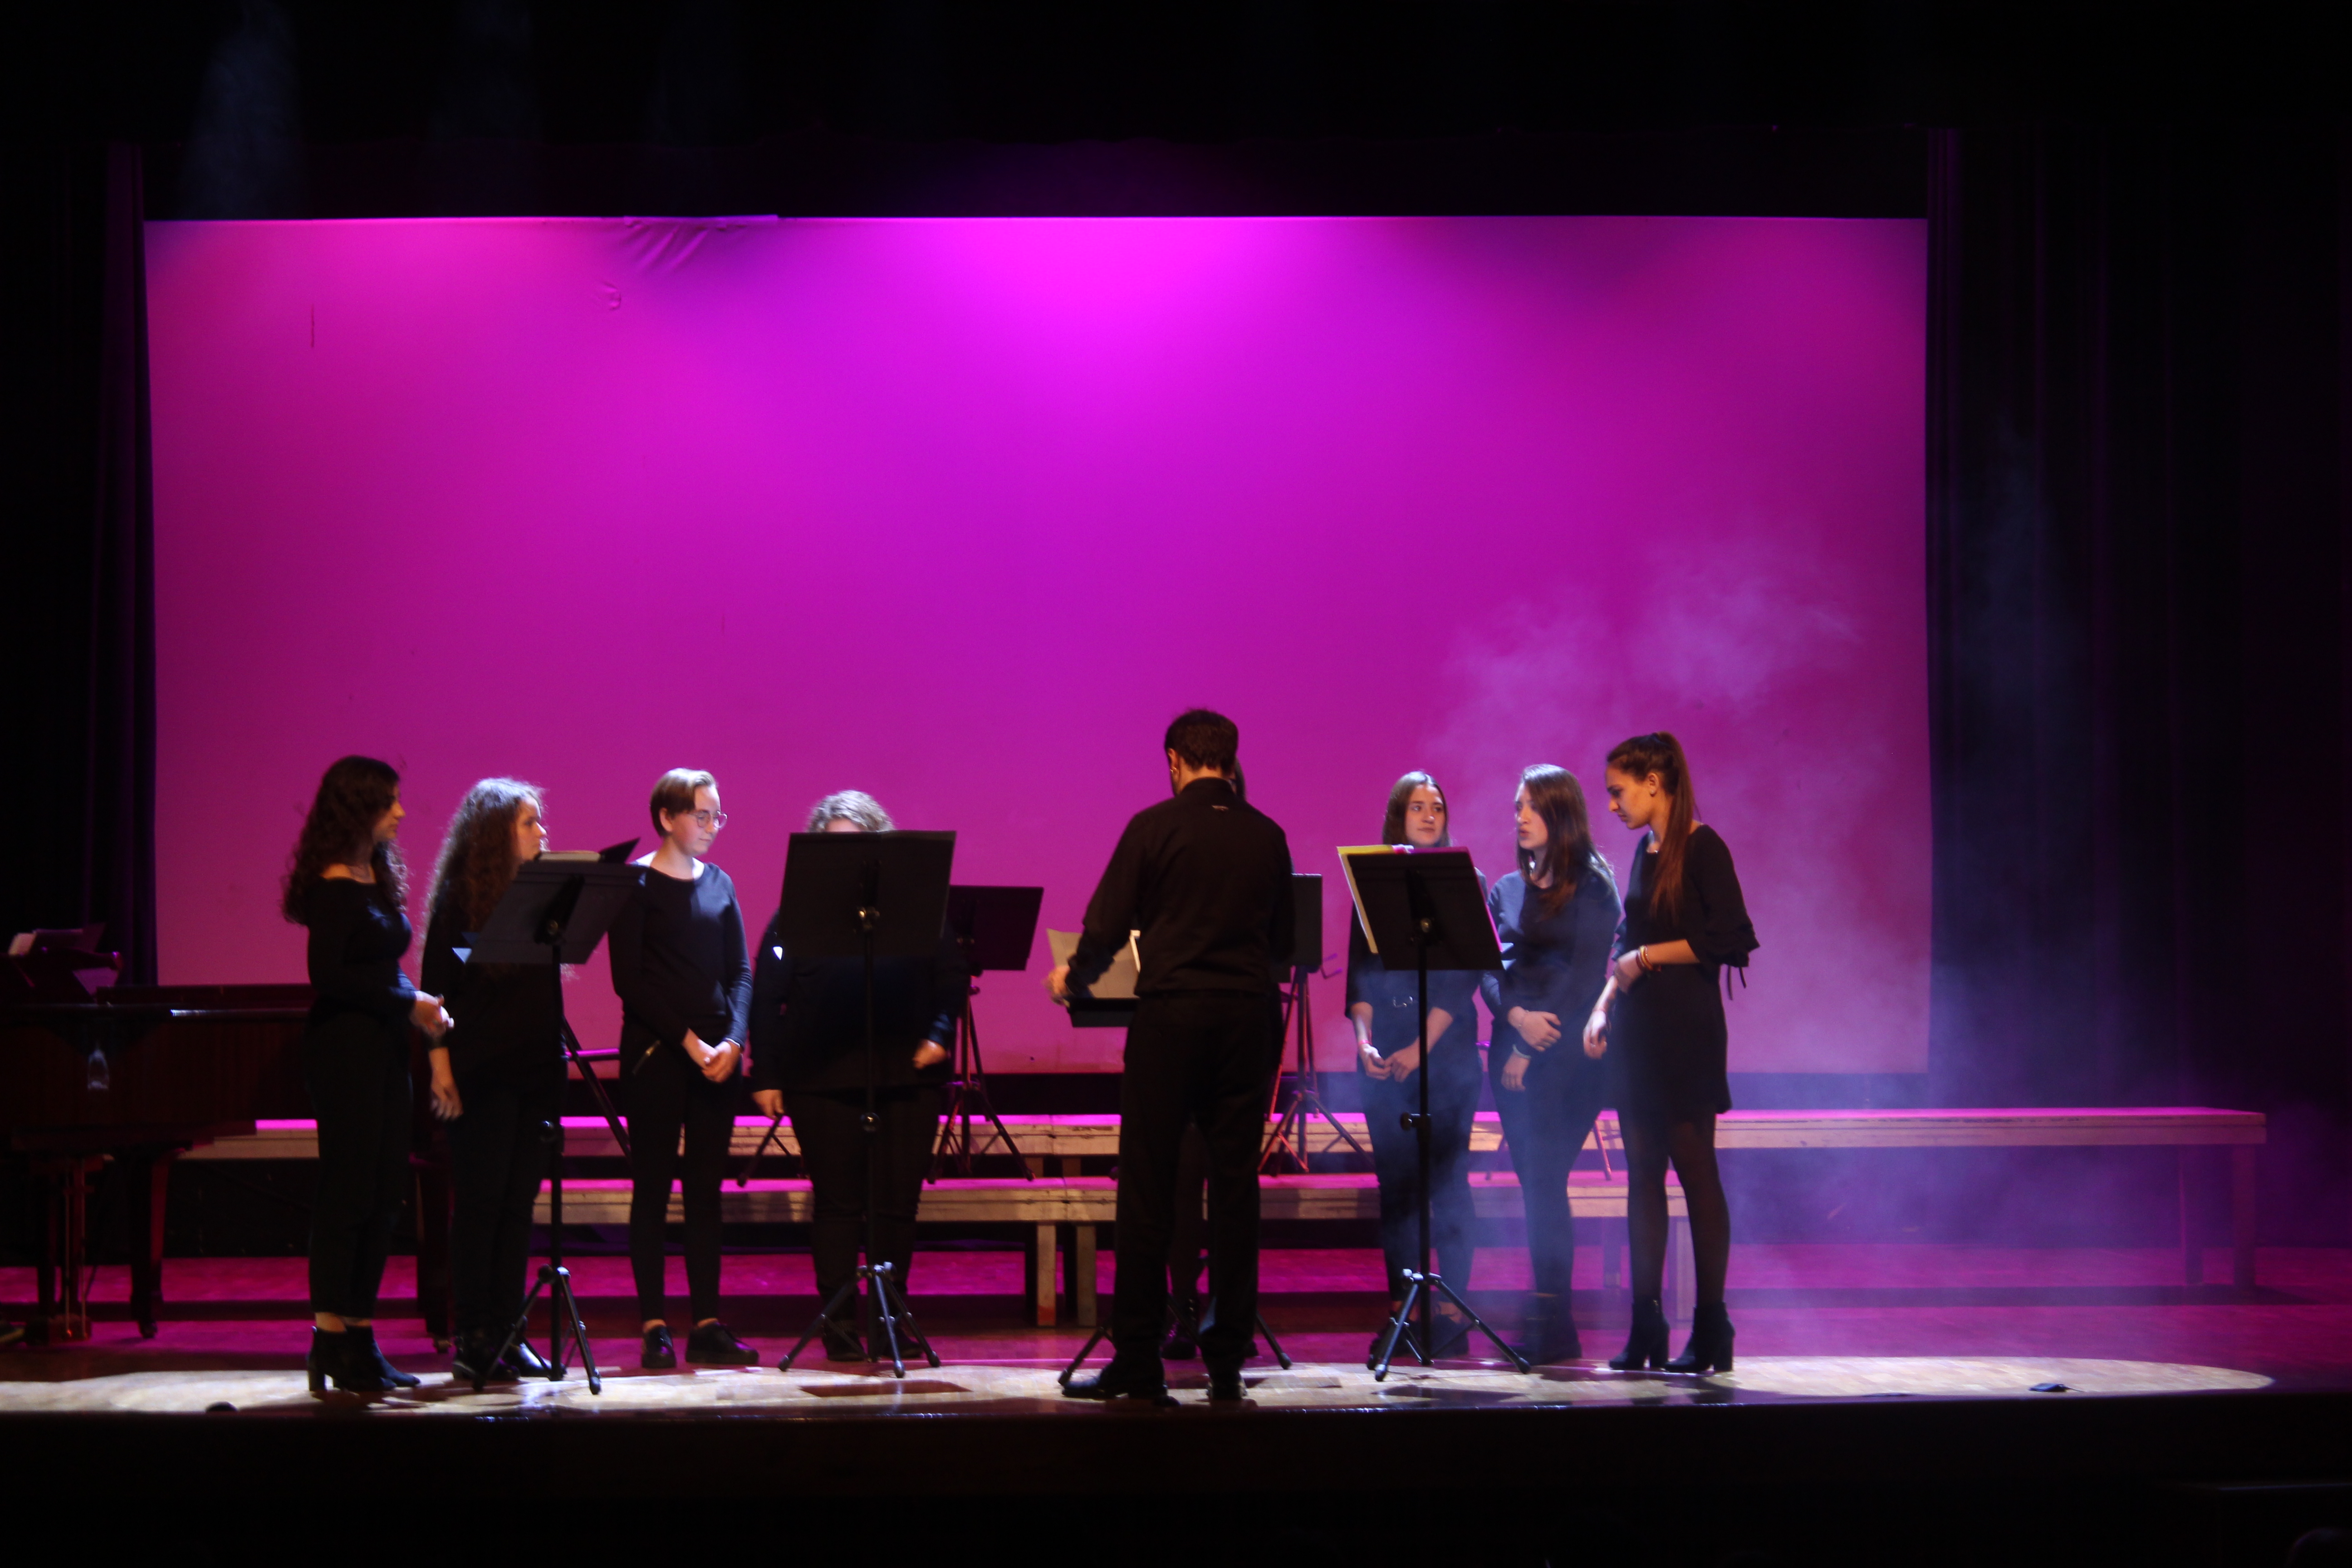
xmin=147 ymin=215 xmax=1927 ymax=1074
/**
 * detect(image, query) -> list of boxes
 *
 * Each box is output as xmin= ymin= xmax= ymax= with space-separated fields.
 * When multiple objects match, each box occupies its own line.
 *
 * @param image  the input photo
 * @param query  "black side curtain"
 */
xmin=0 ymin=142 xmax=155 ymax=981
xmin=1926 ymin=121 xmax=2352 ymax=1238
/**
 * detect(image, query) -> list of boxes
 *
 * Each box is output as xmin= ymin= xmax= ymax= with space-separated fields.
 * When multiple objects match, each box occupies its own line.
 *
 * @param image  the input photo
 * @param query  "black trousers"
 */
xmin=624 ymin=1044 xmax=738 ymax=1324
xmin=1112 ymin=994 xmax=1282 ymax=1367
xmin=447 ymin=1067 xmax=563 ymax=1337
xmin=1168 ymin=1122 xmax=1209 ymax=1305
xmin=1362 ymin=1042 xmax=1483 ymax=1299
xmin=303 ymin=1017 xmax=412 ymax=1319
xmin=1490 ymin=1047 xmax=1608 ymax=1299
xmin=786 ymin=1085 xmax=941 ymax=1314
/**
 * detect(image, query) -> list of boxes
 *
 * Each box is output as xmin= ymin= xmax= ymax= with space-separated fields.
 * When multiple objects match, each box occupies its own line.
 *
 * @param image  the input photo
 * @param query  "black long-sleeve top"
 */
xmin=1067 ymin=776 xmax=1294 ymax=999
xmin=421 ymin=891 xmax=560 ymax=1084
xmin=302 ymin=876 xmax=416 ymax=1031
xmin=1479 ymin=864 xmax=1624 ymax=1058
xmin=607 ymin=862 xmax=752 ymax=1065
xmin=1345 ymin=910 xmax=1481 ymax=1055
xmin=1612 ymin=826 xmax=1759 ymax=974
xmin=747 ymin=913 xmax=965 ymax=1093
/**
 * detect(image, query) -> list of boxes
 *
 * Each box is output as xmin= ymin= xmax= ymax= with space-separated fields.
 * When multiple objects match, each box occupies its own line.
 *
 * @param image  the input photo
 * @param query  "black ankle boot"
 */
xmin=345 ymin=1324 xmax=419 ymax=1389
xmin=306 ymin=1327 xmax=340 ymax=1393
xmin=1524 ymin=1293 xmax=1580 ymax=1364
xmin=1666 ymin=1301 xmax=1735 ymax=1373
xmin=1609 ymin=1297 xmax=1669 ymax=1371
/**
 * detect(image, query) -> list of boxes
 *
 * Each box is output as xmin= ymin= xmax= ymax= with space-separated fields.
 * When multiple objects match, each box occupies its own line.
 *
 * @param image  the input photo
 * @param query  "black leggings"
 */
xmin=1621 ymin=1113 xmax=1730 ymax=1306
xmin=787 ymin=1086 xmax=941 ymax=1312
xmin=624 ymin=1044 xmax=738 ymax=1324
xmin=447 ymin=1068 xmax=562 ymax=1336
xmin=303 ymin=1019 xmax=412 ymax=1320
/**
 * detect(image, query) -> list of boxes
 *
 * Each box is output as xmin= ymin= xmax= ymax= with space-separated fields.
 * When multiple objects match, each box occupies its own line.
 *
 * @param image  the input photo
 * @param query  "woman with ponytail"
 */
xmin=283 ymin=755 xmax=450 ymax=1392
xmin=1583 ymin=733 xmax=1757 ymax=1374
xmin=421 ymin=779 xmax=559 ymax=1383
xmin=1479 ymin=764 xmax=1622 ymax=1363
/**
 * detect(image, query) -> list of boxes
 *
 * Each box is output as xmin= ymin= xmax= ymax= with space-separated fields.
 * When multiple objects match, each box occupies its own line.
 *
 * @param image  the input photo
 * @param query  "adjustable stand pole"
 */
xmin=1372 ymin=903 xmax=1529 ymax=1381
xmin=1259 ymin=963 xmax=1366 ymax=1172
xmin=928 ymin=970 xmax=1029 ymax=1181
xmin=480 ymin=1120 xmax=599 ymax=1393
xmin=782 ymin=870 xmax=940 ymax=1378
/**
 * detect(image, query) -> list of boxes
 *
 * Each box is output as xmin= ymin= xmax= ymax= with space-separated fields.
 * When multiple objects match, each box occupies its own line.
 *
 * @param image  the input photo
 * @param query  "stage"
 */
xmin=6 ymin=1245 xmax=2351 ymax=1563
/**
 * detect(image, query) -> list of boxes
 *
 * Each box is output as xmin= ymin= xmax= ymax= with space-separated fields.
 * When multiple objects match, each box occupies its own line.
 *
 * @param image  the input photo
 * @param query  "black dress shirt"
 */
xmin=1068 ymin=776 xmax=1294 ymax=999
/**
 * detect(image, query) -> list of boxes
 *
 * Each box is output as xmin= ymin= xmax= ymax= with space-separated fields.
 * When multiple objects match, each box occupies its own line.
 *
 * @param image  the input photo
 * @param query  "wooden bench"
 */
xmin=531 ymin=1169 xmax=1687 ymax=1327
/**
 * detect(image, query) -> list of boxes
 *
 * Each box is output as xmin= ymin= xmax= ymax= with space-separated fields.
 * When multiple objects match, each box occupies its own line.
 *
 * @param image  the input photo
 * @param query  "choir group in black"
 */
xmin=281 ymin=711 xmax=1753 ymax=1398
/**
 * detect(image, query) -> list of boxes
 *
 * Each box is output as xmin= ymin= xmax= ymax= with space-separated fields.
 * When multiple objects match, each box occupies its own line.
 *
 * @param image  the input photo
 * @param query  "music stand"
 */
xmin=774 ymin=830 xmax=955 ymax=1379
xmin=1341 ymin=846 xmax=1530 ymax=1380
xmin=926 ymin=885 xmax=1040 ymax=1180
xmin=466 ymin=848 xmax=642 ymax=1393
xmin=1259 ymin=875 xmax=1366 ymax=1171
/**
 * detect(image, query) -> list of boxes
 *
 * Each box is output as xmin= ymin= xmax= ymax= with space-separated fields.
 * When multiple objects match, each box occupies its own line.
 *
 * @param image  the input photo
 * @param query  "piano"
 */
xmin=2 ymin=984 xmax=312 ymax=1342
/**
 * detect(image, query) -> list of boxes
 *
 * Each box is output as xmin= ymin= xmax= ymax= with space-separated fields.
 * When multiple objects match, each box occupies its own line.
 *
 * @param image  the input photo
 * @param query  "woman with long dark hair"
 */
xmin=1583 ymin=732 xmax=1756 ymax=1373
xmin=610 ymin=768 xmax=756 ymax=1369
xmin=1480 ymin=764 xmax=1622 ymax=1363
xmin=420 ymin=778 xmax=559 ymax=1383
xmin=283 ymin=755 xmax=450 ymax=1392
xmin=749 ymin=791 xmax=964 ymax=1362
xmin=1348 ymin=770 xmax=1483 ymax=1360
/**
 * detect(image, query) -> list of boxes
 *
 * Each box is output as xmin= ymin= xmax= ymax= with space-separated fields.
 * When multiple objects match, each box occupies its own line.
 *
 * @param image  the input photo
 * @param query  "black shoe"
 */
xmin=345 ymin=1325 xmax=419 ymax=1389
xmin=1666 ymin=1302 xmax=1735 ymax=1374
xmin=1609 ymin=1297 xmax=1671 ymax=1371
xmin=686 ymin=1321 xmax=760 ymax=1367
xmin=1520 ymin=1294 xmax=1581 ymax=1364
xmin=451 ymin=1330 xmax=518 ymax=1386
xmin=1367 ymin=1319 xmax=1418 ymax=1367
xmin=641 ymin=1325 xmax=676 ymax=1370
xmin=821 ymin=1323 xmax=867 ymax=1363
xmin=500 ymin=1337 xmax=554 ymax=1379
xmin=1207 ymin=1361 xmax=1247 ymax=1402
xmin=1163 ymin=1298 xmax=1201 ymax=1361
xmin=1063 ymin=1356 xmax=1169 ymax=1402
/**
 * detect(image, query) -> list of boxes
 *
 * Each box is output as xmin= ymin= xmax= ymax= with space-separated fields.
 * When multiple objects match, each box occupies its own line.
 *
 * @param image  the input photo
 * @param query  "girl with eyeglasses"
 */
xmin=609 ymin=768 xmax=756 ymax=1369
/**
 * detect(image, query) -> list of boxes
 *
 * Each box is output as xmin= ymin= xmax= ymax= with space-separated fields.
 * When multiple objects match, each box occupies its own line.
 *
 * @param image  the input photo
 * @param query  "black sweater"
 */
xmin=747 ymin=914 xmax=965 ymax=1093
xmin=1068 ymin=776 xmax=1294 ymax=999
xmin=1345 ymin=911 xmax=1480 ymax=1056
xmin=1479 ymin=864 xmax=1624 ymax=1058
xmin=607 ymin=862 xmax=752 ymax=1063
xmin=302 ymin=876 xmax=416 ymax=1032
xmin=421 ymin=891 xmax=560 ymax=1083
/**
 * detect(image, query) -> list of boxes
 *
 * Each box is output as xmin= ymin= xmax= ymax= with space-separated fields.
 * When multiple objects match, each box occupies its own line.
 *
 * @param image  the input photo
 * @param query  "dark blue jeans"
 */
xmin=1490 ymin=1047 xmax=1607 ymax=1299
xmin=1359 ymin=1041 xmax=1482 ymax=1298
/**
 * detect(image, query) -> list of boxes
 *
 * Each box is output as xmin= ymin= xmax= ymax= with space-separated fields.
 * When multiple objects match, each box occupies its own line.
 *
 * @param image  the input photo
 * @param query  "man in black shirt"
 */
xmin=1050 ymin=709 xmax=1294 ymax=1401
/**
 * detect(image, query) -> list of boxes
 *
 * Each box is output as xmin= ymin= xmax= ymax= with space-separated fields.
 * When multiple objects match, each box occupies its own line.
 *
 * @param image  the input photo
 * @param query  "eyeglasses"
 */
xmin=688 ymin=810 xmax=728 ymax=830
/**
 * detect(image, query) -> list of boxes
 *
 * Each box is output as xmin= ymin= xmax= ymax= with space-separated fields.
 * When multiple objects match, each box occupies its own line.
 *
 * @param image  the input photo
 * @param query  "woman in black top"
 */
xmin=420 ymin=778 xmax=559 ymax=1384
xmin=1584 ymin=732 xmax=1757 ymax=1374
xmin=1480 ymin=764 xmax=1623 ymax=1364
xmin=1348 ymin=770 xmax=1483 ymax=1361
xmin=283 ymin=755 xmax=450 ymax=1393
xmin=609 ymin=768 xmax=756 ymax=1369
xmin=750 ymin=791 xmax=964 ymax=1362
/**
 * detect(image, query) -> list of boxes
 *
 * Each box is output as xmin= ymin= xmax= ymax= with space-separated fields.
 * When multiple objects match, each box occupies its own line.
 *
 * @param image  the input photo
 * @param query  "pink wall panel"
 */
xmin=147 ymin=215 xmax=1927 ymax=1074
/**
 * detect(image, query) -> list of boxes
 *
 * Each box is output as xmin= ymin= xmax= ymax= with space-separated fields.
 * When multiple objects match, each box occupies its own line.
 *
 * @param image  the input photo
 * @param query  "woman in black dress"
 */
xmin=610 ymin=768 xmax=757 ymax=1369
xmin=749 ymin=791 xmax=964 ymax=1362
xmin=1480 ymin=764 xmax=1622 ymax=1363
xmin=1348 ymin=770 xmax=1483 ymax=1361
xmin=420 ymin=778 xmax=559 ymax=1383
xmin=283 ymin=755 xmax=450 ymax=1392
xmin=1583 ymin=732 xmax=1756 ymax=1373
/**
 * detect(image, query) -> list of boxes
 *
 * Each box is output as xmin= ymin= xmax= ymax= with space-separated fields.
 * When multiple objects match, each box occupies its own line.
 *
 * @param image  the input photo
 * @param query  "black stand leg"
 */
xmin=930 ymin=988 xmax=1029 ymax=1180
xmin=1261 ymin=966 xmax=1367 ymax=1172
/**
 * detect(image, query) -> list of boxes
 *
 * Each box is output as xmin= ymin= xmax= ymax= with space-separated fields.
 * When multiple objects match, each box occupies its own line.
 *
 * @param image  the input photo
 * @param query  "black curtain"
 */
xmin=0 ymin=142 xmax=155 ymax=981
xmin=1928 ymin=121 xmax=2352 ymax=1240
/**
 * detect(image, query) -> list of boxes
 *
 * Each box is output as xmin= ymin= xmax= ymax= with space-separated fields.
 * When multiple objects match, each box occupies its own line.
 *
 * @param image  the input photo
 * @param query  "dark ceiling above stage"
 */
xmin=19 ymin=2 xmax=2351 ymax=150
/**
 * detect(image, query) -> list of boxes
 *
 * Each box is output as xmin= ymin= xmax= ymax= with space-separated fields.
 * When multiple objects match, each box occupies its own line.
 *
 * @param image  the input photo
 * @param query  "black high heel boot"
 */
xmin=306 ymin=1327 xmax=339 ymax=1392
xmin=1608 ymin=1297 xmax=1669 ymax=1371
xmin=1523 ymin=1293 xmax=1580 ymax=1364
xmin=344 ymin=1325 xmax=419 ymax=1389
xmin=1666 ymin=1302 xmax=1734 ymax=1373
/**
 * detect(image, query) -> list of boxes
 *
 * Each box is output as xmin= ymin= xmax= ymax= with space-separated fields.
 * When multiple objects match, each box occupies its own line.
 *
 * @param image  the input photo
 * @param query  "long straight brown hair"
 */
xmin=1606 ymin=732 xmax=1698 ymax=926
xmin=1516 ymin=764 xmax=1606 ymax=916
